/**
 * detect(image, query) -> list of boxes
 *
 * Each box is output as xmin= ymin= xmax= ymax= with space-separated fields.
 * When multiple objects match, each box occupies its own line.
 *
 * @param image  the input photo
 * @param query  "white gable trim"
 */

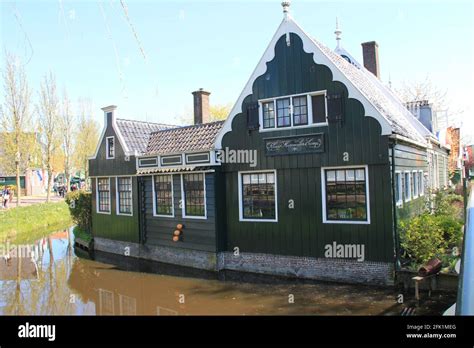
xmin=215 ymin=17 xmax=394 ymax=149
xmin=89 ymin=113 xmax=132 ymax=160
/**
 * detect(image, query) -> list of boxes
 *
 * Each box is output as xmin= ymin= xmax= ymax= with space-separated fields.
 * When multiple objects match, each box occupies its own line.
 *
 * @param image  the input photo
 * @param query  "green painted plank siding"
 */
xmin=141 ymin=173 xmax=217 ymax=252
xmin=89 ymin=122 xmax=136 ymax=177
xmin=91 ymin=177 xmax=140 ymax=242
xmin=220 ymin=33 xmax=394 ymax=262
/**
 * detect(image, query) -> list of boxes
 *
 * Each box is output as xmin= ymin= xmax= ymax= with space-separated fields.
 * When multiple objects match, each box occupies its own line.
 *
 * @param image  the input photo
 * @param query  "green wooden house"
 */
xmin=88 ymin=3 xmax=449 ymax=285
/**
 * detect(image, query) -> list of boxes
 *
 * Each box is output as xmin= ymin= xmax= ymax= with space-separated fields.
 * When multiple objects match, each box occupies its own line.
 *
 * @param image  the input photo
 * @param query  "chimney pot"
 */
xmin=361 ymin=41 xmax=380 ymax=78
xmin=192 ymin=89 xmax=210 ymax=124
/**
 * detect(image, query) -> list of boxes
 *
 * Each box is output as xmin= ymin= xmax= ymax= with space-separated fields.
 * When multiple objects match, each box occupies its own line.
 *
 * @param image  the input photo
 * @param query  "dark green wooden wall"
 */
xmin=220 ymin=33 xmax=394 ymax=262
xmin=141 ymin=173 xmax=218 ymax=252
xmin=91 ymin=177 xmax=140 ymax=243
xmin=89 ymin=121 xmax=136 ymax=177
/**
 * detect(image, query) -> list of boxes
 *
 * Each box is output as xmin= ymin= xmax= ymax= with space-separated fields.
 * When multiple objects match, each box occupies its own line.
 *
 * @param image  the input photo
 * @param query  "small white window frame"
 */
xmin=180 ymin=172 xmax=207 ymax=220
xmin=395 ymin=171 xmax=403 ymax=207
xmin=258 ymin=90 xmax=328 ymax=132
xmin=412 ymin=170 xmax=419 ymax=199
xmin=321 ymin=165 xmax=370 ymax=225
xmin=96 ymin=177 xmax=111 ymax=215
xmin=115 ymin=176 xmax=133 ymax=216
xmin=238 ymin=169 xmax=278 ymax=223
xmin=404 ymin=171 xmax=412 ymax=202
xmin=106 ymin=136 xmax=115 ymax=159
xmin=152 ymin=174 xmax=175 ymax=218
xmin=419 ymin=171 xmax=425 ymax=196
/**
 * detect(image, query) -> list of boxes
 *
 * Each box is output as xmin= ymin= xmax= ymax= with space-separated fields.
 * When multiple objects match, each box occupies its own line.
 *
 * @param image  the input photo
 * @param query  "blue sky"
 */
xmin=1 ymin=0 xmax=473 ymax=139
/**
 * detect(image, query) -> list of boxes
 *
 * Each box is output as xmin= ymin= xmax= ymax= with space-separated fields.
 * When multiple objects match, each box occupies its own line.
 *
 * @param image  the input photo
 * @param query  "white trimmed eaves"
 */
xmin=89 ymin=113 xmax=133 ymax=160
xmin=215 ymin=17 xmax=394 ymax=149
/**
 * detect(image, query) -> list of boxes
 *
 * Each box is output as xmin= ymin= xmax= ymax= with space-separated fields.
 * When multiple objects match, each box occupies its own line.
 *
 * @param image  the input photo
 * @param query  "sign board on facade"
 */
xmin=264 ymin=133 xmax=324 ymax=156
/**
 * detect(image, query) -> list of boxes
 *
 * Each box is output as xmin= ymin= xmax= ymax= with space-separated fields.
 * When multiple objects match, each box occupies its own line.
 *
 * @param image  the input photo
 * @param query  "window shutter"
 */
xmin=311 ymin=94 xmax=326 ymax=124
xmin=246 ymin=101 xmax=260 ymax=130
xmin=326 ymin=92 xmax=344 ymax=123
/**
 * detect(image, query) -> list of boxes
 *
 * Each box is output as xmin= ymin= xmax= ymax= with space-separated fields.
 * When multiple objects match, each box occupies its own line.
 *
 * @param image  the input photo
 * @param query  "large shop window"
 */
xmin=154 ymin=175 xmax=174 ymax=216
xmin=117 ymin=177 xmax=133 ymax=215
xmin=322 ymin=167 xmax=370 ymax=224
xmin=97 ymin=178 xmax=111 ymax=213
xmin=182 ymin=173 xmax=206 ymax=218
xmin=239 ymin=171 xmax=277 ymax=222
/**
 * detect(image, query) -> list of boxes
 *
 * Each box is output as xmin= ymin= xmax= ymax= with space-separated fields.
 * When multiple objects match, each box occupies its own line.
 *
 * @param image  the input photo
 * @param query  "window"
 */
xmin=239 ymin=171 xmax=277 ymax=221
xmin=106 ymin=136 xmax=115 ymax=159
xmin=154 ymin=175 xmax=174 ymax=216
xmin=182 ymin=173 xmax=206 ymax=218
xmin=404 ymin=172 xmax=411 ymax=202
xmin=276 ymin=98 xmax=291 ymax=127
xmin=97 ymin=178 xmax=111 ymax=213
xmin=262 ymin=101 xmax=275 ymax=129
xmin=322 ymin=167 xmax=369 ymax=223
xmin=259 ymin=91 xmax=327 ymax=131
xmin=418 ymin=171 xmax=424 ymax=196
xmin=413 ymin=171 xmax=419 ymax=198
xmin=395 ymin=172 xmax=402 ymax=206
xmin=116 ymin=177 xmax=132 ymax=215
xmin=292 ymin=96 xmax=308 ymax=126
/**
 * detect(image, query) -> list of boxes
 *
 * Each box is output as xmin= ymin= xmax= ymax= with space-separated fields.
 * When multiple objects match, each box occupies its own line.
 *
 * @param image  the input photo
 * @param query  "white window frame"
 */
xmin=258 ymin=90 xmax=328 ymax=132
xmin=106 ymin=136 xmax=115 ymax=159
xmin=404 ymin=171 xmax=412 ymax=202
xmin=115 ymin=176 xmax=133 ymax=216
xmin=419 ymin=171 xmax=425 ymax=196
xmin=321 ymin=165 xmax=370 ymax=225
xmin=395 ymin=171 xmax=403 ymax=207
xmin=152 ymin=174 xmax=175 ymax=218
xmin=412 ymin=170 xmax=419 ymax=199
xmin=180 ymin=172 xmax=207 ymax=220
xmin=238 ymin=169 xmax=278 ymax=223
xmin=96 ymin=177 xmax=111 ymax=214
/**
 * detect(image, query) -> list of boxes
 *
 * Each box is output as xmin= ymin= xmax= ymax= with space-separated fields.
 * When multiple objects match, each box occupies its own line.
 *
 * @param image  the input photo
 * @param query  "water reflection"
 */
xmin=0 ymin=228 xmax=454 ymax=315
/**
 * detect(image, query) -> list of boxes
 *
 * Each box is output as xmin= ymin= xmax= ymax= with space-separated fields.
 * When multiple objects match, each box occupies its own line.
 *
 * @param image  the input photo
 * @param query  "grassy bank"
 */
xmin=0 ymin=202 xmax=73 ymax=244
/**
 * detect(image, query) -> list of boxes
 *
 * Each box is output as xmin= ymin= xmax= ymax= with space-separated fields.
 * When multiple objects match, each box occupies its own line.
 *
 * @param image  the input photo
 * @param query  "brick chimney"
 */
xmin=361 ymin=41 xmax=380 ymax=78
xmin=192 ymin=89 xmax=210 ymax=124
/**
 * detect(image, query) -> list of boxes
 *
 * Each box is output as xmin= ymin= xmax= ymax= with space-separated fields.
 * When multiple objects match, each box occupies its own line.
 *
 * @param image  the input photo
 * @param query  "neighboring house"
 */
xmin=88 ymin=3 xmax=449 ymax=285
xmin=0 ymin=169 xmax=46 ymax=196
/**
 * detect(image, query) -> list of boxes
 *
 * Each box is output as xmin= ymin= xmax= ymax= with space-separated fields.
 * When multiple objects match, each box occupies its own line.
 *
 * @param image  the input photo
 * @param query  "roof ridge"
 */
xmin=149 ymin=120 xmax=225 ymax=135
xmin=116 ymin=118 xmax=177 ymax=128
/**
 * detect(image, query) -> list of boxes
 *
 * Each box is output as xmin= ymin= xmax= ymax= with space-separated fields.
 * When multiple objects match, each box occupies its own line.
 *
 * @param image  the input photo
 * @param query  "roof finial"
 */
xmin=335 ymin=17 xmax=342 ymax=48
xmin=282 ymin=1 xmax=291 ymax=20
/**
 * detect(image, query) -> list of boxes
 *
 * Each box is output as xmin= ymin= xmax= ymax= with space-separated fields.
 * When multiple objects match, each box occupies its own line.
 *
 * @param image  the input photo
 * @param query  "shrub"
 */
xmin=399 ymin=213 xmax=447 ymax=265
xmin=65 ymin=190 xmax=92 ymax=232
xmin=434 ymin=215 xmax=463 ymax=250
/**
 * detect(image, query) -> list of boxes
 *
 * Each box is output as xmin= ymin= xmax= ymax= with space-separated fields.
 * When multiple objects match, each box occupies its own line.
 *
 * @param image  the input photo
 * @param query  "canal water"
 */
xmin=0 ymin=227 xmax=455 ymax=315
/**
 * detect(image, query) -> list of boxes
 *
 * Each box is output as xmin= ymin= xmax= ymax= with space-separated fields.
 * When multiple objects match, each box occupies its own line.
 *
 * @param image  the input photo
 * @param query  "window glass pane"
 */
xmin=276 ymin=98 xmax=291 ymax=127
xmin=107 ymin=138 xmax=115 ymax=157
xmin=155 ymin=175 xmax=173 ymax=215
xmin=118 ymin=177 xmax=132 ymax=214
xmin=262 ymin=101 xmax=275 ymax=128
xmin=241 ymin=172 xmax=276 ymax=220
xmin=325 ymin=167 xmax=368 ymax=221
xmin=292 ymin=96 xmax=308 ymax=126
xmin=183 ymin=173 xmax=205 ymax=217
xmin=98 ymin=178 xmax=110 ymax=212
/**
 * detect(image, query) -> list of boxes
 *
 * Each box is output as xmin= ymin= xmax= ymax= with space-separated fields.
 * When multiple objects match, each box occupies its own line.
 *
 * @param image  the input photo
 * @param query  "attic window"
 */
xmin=106 ymin=136 xmax=115 ymax=159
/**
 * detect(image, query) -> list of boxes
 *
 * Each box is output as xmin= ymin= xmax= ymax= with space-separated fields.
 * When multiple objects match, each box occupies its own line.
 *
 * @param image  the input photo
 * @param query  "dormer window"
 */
xmin=259 ymin=90 xmax=327 ymax=131
xmin=106 ymin=136 xmax=115 ymax=159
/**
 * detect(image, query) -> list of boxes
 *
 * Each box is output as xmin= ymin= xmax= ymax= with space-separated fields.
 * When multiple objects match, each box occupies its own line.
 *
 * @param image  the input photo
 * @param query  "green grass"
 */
xmin=0 ymin=202 xmax=73 ymax=244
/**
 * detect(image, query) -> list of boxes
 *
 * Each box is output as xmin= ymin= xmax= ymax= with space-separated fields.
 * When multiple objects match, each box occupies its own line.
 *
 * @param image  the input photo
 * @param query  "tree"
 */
xmin=74 ymin=98 xmax=99 ymax=185
xmin=37 ymin=72 xmax=60 ymax=203
xmin=59 ymin=89 xmax=74 ymax=191
xmin=0 ymin=52 xmax=32 ymax=206
xmin=209 ymin=103 xmax=232 ymax=121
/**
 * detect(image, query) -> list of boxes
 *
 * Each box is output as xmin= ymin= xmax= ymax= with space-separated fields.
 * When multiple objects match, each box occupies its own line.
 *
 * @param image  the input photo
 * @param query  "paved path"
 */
xmin=3 ymin=194 xmax=64 ymax=208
